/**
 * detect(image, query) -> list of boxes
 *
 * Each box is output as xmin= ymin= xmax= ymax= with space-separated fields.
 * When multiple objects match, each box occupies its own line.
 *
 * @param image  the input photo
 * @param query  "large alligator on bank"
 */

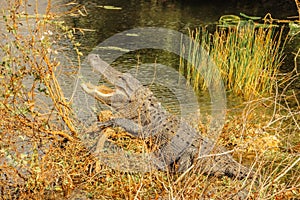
xmin=81 ymin=54 xmax=253 ymax=179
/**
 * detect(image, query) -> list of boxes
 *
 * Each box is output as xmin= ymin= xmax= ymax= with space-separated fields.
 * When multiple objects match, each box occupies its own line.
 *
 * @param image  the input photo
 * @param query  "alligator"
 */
xmin=81 ymin=54 xmax=254 ymax=179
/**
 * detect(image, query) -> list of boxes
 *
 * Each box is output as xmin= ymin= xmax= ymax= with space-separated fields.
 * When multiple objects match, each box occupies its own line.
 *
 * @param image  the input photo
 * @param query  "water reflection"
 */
xmin=62 ymin=0 xmax=299 ymax=124
xmin=67 ymin=0 xmax=297 ymax=53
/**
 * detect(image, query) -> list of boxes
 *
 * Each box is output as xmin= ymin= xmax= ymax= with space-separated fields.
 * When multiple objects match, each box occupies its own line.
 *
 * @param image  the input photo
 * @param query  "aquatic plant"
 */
xmin=1 ymin=1 xmax=299 ymax=199
xmin=180 ymin=20 xmax=286 ymax=99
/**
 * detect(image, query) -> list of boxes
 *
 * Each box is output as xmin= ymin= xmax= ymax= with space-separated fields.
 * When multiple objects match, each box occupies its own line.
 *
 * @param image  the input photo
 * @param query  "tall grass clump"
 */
xmin=180 ymin=22 xmax=286 ymax=99
xmin=1 ymin=1 xmax=299 ymax=199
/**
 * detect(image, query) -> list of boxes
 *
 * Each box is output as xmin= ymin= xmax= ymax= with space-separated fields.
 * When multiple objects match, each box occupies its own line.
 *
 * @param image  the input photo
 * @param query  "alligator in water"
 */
xmin=81 ymin=54 xmax=253 ymax=179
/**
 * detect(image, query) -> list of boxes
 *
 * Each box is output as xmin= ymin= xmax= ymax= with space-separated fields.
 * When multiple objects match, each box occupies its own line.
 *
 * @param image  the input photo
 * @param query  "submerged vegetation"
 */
xmin=0 ymin=0 xmax=299 ymax=199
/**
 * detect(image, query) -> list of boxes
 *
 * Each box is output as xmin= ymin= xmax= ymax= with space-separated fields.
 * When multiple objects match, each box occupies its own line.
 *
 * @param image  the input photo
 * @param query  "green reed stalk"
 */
xmin=181 ymin=24 xmax=285 ymax=99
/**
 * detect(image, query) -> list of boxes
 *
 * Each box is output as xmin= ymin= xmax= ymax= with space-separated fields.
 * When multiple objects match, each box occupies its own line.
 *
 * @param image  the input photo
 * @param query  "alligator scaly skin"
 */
xmin=81 ymin=54 xmax=253 ymax=179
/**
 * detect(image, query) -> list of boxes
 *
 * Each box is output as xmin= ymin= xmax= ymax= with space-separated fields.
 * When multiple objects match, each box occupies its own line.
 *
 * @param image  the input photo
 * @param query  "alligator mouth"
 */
xmin=82 ymin=82 xmax=115 ymax=97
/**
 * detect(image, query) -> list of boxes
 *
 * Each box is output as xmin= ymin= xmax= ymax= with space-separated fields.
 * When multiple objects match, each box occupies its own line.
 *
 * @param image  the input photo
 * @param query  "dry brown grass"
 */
xmin=0 ymin=1 xmax=300 ymax=199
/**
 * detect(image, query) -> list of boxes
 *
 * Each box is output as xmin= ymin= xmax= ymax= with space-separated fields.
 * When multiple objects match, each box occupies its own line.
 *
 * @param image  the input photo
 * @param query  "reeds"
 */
xmin=180 ymin=23 xmax=286 ymax=99
xmin=1 ymin=1 xmax=299 ymax=199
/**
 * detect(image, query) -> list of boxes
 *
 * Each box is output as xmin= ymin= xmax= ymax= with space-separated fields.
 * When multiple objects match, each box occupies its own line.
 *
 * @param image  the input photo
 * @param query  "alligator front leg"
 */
xmin=99 ymin=118 xmax=201 ymax=170
xmin=97 ymin=118 xmax=174 ymax=171
xmin=98 ymin=118 xmax=148 ymax=138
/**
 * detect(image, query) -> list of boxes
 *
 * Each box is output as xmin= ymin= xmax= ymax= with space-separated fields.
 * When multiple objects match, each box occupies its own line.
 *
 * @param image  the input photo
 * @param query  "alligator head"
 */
xmin=81 ymin=54 xmax=148 ymax=109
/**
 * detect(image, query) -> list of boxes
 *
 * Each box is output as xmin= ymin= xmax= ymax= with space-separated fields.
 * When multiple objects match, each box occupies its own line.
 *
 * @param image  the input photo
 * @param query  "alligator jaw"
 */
xmin=81 ymin=82 xmax=115 ymax=103
xmin=88 ymin=54 xmax=122 ymax=85
xmin=87 ymin=54 xmax=143 ymax=98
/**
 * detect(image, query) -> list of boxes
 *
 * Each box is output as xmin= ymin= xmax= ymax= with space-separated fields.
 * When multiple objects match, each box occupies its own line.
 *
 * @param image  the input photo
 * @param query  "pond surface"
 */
xmin=67 ymin=0 xmax=298 ymax=50
xmin=61 ymin=0 xmax=299 ymax=125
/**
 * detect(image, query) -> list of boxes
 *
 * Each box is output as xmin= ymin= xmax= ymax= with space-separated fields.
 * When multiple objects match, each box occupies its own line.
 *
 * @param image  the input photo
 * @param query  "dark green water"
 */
xmin=66 ymin=0 xmax=298 ymax=53
xmin=60 ymin=0 xmax=299 ymax=124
